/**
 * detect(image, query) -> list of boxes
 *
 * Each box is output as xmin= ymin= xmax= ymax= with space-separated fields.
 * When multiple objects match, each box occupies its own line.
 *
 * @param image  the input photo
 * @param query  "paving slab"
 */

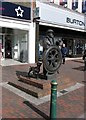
xmin=1 ymin=59 xmax=86 ymax=119
xmin=1 ymin=86 xmax=85 ymax=119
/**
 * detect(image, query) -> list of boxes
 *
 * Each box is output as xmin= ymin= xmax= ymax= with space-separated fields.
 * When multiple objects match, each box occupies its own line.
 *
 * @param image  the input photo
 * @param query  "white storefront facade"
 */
xmin=36 ymin=1 xmax=86 ymax=32
xmin=0 ymin=1 xmax=35 ymax=63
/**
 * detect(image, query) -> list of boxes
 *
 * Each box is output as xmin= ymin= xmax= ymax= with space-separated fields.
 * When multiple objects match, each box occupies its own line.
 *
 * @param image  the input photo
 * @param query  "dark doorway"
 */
xmin=5 ymin=35 xmax=12 ymax=58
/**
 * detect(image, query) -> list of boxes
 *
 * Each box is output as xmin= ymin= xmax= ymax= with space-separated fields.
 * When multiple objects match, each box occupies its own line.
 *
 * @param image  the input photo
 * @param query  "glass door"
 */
xmin=13 ymin=35 xmax=19 ymax=60
xmin=0 ymin=35 xmax=2 ymax=59
xmin=76 ymin=40 xmax=83 ymax=55
xmin=19 ymin=33 xmax=28 ymax=63
xmin=0 ymin=34 xmax=5 ymax=59
xmin=5 ymin=35 xmax=12 ymax=58
xmin=66 ymin=39 xmax=73 ymax=57
xmin=12 ymin=30 xmax=28 ymax=63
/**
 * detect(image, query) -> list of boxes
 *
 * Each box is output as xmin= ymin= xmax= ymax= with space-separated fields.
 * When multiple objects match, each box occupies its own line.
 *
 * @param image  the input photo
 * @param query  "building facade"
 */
xmin=44 ymin=0 xmax=86 ymax=13
xmin=0 ymin=0 xmax=86 ymax=65
xmin=36 ymin=1 xmax=86 ymax=58
xmin=0 ymin=1 xmax=36 ymax=63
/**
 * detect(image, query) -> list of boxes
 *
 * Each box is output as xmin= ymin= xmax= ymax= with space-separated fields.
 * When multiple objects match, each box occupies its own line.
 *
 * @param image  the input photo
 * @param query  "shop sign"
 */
xmin=0 ymin=1 xmax=31 ymax=20
xmin=66 ymin=17 xmax=85 ymax=27
xmin=36 ymin=1 xmax=86 ymax=31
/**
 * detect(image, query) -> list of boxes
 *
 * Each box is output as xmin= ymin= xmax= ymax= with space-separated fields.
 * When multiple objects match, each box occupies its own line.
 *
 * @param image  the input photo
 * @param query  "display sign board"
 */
xmin=0 ymin=1 xmax=31 ymax=20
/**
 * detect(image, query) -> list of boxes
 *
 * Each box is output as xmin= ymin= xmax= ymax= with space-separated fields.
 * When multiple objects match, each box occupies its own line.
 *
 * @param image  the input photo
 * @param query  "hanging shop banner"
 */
xmin=0 ymin=1 xmax=31 ymax=20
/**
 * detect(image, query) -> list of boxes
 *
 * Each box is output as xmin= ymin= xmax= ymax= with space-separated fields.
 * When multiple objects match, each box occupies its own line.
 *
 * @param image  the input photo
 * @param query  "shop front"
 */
xmin=0 ymin=1 xmax=36 ymax=64
xmin=36 ymin=1 xmax=86 ymax=57
xmin=39 ymin=24 xmax=86 ymax=57
xmin=0 ymin=28 xmax=28 ymax=62
xmin=62 ymin=37 xmax=85 ymax=57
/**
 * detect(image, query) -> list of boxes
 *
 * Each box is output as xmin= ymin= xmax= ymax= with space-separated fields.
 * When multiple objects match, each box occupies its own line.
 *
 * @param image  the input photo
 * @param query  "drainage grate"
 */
xmin=60 ymin=89 xmax=68 ymax=94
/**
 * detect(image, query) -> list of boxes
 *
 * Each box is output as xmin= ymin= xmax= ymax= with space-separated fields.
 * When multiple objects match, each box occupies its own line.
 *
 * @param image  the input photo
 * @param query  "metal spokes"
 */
xmin=43 ymin=46 xmax=62 ymax=74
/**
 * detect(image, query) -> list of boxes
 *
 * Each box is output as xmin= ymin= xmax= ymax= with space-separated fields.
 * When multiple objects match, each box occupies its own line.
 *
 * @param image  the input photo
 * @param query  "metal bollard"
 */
xmin=50 ymin=80 xmax=58 ymax=120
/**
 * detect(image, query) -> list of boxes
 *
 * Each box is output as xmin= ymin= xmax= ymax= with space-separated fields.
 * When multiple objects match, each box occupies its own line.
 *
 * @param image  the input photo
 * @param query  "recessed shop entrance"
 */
xmin=39 ymin=25 xmax=86 ymax=57
xmin=1 ymin=34 xmax=16 ymax=59
xmin=5 ymin=35 xmax=12 ymax=58
xmin=0 ymin=28 xmax=28 ymax=63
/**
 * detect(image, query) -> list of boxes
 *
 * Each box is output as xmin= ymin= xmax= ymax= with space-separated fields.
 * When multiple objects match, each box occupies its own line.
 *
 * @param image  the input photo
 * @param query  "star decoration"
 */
xmin=15 ymin=6 xmax=24 ymax=17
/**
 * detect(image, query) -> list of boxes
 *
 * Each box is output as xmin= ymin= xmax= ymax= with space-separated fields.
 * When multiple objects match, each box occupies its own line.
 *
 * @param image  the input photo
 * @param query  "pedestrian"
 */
xmin=61 ymin=43 xmax=68 ymax=64
xmin=83 ymin=49 xmax=86 ymax=70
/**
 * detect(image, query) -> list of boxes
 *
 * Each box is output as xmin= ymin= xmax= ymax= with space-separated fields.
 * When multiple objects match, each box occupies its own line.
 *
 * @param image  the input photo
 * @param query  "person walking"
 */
xmin=61 ymin=43 xmax=68 ymax=64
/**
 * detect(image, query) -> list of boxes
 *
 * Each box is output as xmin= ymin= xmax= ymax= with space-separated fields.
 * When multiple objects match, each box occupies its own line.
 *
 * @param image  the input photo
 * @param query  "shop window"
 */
xmin=19 ymin=34 xmax=28 ymax=63
xmin=76 ymin=41 xmax=83 ymax=54
xmin=13 ymin=31 xmax=28 ymax=63
xmin=72 ymin=0 xmax=78 ymax=10
xmin=82 ymin=0 xmax=86 ymax=13
xmin=60 ymin=0 xmax=67 ymax=7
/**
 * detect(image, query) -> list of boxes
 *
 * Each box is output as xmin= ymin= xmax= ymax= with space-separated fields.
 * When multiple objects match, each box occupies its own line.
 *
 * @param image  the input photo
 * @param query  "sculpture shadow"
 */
xmin=16 ymin=70 xmax=28 ymax=78
xmin=16 ymin=70 xmax=48 ymax=80
xmin=23 ymin=101 xmax=49 ymax=120
xmin=72 ymin=60 xmax=84 ymax=64
xmin=28 ymin=73 xmax=48 ymax=80
xmin=72 ymin=66 xmax=84 ymax=71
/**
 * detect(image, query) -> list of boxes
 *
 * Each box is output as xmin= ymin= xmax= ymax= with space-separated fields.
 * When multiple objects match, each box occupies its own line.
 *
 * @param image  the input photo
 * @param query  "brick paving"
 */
xmin=0 ymin=59 xmax=86 ymax=119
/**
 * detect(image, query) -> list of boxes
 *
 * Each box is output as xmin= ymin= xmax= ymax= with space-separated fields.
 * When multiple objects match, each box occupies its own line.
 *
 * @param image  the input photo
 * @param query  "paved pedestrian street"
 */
xmin=0 ymin=59 xmax=86 ymax=119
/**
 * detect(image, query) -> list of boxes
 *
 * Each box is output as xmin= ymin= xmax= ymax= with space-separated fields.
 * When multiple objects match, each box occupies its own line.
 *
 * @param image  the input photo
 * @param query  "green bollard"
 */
xmin=50 ymin=80 xmax=57 ymax=120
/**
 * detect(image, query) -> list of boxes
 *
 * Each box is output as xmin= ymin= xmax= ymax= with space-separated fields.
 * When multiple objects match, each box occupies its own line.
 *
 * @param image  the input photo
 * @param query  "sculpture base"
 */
xmin=8 ymin=75 xmax=51 ymax=98
xmin=8 ymin=75 xmax=76 ymax=98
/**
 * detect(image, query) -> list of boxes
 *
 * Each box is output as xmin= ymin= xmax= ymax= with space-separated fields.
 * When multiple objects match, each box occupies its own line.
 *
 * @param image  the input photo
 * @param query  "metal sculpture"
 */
xmin=43 ymin=46 xmax=62 ymax=74
xmin=28 ymin=29 xmax=62 ymax=79
xmin=28 ymin=62 xmax=42 ymax=78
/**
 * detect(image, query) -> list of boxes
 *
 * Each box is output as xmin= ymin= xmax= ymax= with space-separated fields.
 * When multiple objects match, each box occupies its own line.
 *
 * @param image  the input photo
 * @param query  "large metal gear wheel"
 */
xmin=43 ymin=46 xmax=62 ymax=74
